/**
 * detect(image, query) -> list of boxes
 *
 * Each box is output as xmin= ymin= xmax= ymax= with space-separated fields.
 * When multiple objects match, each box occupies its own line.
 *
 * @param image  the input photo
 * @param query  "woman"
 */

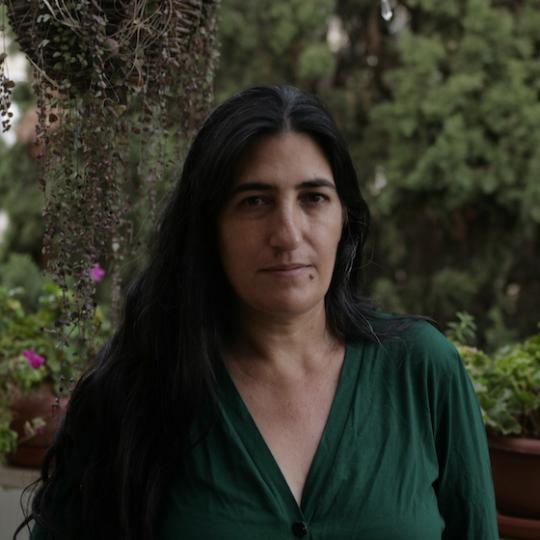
xmin=20 ymin=85 xmax=498 ymax=539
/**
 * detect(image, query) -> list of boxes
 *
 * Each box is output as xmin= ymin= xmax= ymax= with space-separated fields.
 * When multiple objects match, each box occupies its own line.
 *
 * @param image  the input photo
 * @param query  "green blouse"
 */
xmin=159 ymin=322 xmax=499 ymax=539
xmin=32 ymin=321 xmax=498 ymax=539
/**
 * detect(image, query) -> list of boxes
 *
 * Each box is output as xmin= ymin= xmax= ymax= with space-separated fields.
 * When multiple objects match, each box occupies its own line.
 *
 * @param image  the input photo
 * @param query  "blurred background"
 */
xmin=1 ymin=0 xmax=539 ymax=351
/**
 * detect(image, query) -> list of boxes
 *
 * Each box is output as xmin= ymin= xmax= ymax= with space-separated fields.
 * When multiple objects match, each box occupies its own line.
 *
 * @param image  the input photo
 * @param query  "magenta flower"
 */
xmin=23 ymin=349 xmax=46 ymax=369
xmin=89 ymin=264 xmax=106 ymax=282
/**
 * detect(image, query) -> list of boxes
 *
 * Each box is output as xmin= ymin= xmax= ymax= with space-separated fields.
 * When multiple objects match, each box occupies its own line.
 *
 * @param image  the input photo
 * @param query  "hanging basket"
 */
xmin=5 ymin=0 xmax=213 ymax=94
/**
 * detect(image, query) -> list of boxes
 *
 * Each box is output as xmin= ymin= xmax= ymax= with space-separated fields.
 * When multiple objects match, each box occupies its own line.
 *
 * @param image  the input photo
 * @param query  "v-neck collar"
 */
xmin=217 ymin=342 xmax=358 ymax=521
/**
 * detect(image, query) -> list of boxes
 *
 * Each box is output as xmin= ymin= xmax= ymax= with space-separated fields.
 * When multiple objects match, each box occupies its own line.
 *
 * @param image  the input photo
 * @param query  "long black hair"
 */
xmin=17 ymin=85 xmax=426 ymax=539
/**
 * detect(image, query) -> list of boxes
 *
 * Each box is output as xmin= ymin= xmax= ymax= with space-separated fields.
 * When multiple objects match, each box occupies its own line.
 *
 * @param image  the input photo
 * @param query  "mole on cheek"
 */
xmin=309 ymin=274 xmax=314 ymax=280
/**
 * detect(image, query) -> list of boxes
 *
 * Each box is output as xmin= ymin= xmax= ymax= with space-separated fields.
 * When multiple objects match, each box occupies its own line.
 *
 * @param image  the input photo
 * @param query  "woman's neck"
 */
xmin=225 ymin=302 xmax=343 ymax=380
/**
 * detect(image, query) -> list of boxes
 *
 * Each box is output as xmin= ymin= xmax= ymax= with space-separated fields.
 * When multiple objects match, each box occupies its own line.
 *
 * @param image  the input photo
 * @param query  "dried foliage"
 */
xmin=1 ymin=0 xmax=219 ymax=369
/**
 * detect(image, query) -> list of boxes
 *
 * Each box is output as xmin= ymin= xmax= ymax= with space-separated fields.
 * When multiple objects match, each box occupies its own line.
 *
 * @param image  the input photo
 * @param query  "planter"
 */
xmin=5 ymin=0 xmax=211 ymax=93
xmin=488 ymin=434 xmax=540 ymax=539
xmin=7 ymin=384 xmax=68 ymax=469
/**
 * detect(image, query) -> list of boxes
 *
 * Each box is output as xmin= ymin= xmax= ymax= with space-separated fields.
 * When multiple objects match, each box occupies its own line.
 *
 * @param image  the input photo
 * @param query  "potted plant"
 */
xmin=448 ymin=313 xmax=540 ymax=540
xmin=0 ymin=281 xmax=110 ymax=467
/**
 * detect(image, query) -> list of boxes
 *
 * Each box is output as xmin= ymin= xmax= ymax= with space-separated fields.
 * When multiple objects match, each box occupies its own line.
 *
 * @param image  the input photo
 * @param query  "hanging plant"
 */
xmin=0 ymin=0 xmax=219 ymax=380
xmin=0 ymin=30 xmax=15 ymax=132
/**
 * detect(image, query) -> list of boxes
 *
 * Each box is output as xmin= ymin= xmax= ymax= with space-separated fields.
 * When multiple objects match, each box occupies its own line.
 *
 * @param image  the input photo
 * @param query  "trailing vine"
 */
xmin=0 ymin=10 xmax=15 ymax=133
xmin=0 ymin=0 xmax=219 ymax=382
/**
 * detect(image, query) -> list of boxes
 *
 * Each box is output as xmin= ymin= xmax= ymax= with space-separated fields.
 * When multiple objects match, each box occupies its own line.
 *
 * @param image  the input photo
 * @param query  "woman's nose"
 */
xmin=268 ymin=204 xmax=302 ymax=250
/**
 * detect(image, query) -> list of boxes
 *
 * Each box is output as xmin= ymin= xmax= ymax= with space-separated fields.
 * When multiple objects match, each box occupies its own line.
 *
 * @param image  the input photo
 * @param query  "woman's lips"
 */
xmin=260 ymin=264 xmax=312 ymax=276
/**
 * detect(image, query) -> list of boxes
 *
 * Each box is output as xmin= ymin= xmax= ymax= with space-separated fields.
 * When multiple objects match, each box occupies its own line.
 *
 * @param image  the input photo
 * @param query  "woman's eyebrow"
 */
xmin=231 ymin=178 xmax=336 ymax=195
xmin=299 ymin=178 xmax=336 ymax=190
xmin=231 ymin=182 xmax=273 ymax=195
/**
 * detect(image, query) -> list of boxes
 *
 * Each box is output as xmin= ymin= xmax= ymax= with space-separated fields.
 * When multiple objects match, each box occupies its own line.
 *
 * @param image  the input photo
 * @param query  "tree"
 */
xmin=366 ymin=0 xmax=540 ymax=347
xmin=215 ymin=0 xmax=540 ymax=348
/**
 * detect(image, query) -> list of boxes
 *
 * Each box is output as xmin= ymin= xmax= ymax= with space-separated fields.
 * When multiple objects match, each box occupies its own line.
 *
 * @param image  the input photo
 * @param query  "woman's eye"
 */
xmin=241 ymin=196 xmax=269 ymax=207
xmin=302 ymin=193 xmax=328 ymax=205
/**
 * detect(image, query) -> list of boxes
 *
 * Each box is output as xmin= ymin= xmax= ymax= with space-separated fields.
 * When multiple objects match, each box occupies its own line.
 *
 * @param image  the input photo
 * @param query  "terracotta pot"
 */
xmin=7 ymin=384 xmax=68 ymax=469
xmin=488 ymin=434 xmax=540 ymax=539
xmin=497 ymin=514 xmax=540 ymax=540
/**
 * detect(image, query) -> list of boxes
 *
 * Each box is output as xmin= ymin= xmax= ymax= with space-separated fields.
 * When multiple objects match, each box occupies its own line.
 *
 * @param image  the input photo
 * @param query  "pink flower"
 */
xmin=23 ymin=349 xmax=46 ymax=369
xmin=89 ymin=264 xmax=106 ymax=282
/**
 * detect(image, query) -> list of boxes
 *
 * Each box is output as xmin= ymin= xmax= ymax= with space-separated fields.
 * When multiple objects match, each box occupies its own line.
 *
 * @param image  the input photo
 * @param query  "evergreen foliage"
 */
xmin=214 ymin=0 xmax=540 ymax=349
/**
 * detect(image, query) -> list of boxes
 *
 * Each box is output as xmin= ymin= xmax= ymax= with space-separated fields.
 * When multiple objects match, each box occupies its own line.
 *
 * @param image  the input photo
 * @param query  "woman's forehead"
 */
xmin=232 ymin=131 xmax=334 ymax=185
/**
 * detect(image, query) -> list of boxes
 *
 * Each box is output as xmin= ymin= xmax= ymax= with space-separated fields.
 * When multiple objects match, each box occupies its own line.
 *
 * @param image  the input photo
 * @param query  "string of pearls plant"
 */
xmin=0 ymin=0 xmax=219 ymax=388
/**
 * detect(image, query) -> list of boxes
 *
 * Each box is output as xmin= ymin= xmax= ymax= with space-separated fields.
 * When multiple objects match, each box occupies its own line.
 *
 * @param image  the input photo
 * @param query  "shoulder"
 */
xmin=384 ymin=319 xmax=460 ymax=370
xmin=398 ymin=319 xmax=457 ymax=356
xmin=384 ymin=321 xmax=479 ymax=421
xmin=355 ymin=318 xmax=466 ymax=389
xmin=346 ymin=317 xmax=467 ymax=389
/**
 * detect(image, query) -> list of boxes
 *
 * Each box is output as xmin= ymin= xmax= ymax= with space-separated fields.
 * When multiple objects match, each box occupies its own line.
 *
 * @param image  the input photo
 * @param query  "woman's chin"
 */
xmin=243 ymin=295 xmax=326 ymax=320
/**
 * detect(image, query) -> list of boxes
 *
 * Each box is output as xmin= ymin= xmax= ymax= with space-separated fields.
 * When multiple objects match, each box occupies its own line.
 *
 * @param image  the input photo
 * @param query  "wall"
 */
xmin=0 ymin=465 xmax=37 ymax=539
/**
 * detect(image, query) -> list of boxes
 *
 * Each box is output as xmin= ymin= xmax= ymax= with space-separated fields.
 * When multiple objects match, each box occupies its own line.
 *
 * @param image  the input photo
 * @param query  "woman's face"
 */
xmin=218 ymin=131 xmax=344 ymax=318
